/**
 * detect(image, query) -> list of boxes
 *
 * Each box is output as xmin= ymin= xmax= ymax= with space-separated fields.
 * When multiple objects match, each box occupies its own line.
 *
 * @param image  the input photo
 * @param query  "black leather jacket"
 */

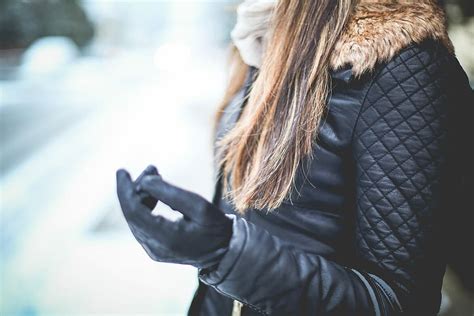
xmin=187 ymin=39 xmax=473 ymax=315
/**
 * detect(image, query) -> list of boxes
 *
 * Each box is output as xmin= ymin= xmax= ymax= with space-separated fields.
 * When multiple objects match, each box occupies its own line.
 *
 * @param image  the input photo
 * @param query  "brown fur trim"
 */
xmin=330 ymin=0 xmax=455 ymax=77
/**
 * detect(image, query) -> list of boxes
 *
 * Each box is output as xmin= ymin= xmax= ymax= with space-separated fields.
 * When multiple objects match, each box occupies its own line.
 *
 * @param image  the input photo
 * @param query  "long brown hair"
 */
xmin=215 ymin=0 xmax=357 ymax=213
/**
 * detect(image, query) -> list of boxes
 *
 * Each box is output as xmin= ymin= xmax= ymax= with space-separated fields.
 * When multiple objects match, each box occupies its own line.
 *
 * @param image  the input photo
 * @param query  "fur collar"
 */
xmin=329 ymin=0 xmax=454 ymax=77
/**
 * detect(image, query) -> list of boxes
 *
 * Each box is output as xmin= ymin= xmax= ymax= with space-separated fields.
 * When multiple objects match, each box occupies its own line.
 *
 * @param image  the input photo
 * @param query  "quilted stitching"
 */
xmin=353 ymin=43 xmax=450 ymax=294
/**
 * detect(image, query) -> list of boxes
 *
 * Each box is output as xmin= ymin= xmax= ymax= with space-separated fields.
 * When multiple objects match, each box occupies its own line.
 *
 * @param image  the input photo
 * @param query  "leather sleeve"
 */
xmin=198 ymin=42 xmax=455 ymax=315
xmin=198 ymin=215 xmax=379 ymax=315
xmin=351 ymin=42 xmax=455 ymax=314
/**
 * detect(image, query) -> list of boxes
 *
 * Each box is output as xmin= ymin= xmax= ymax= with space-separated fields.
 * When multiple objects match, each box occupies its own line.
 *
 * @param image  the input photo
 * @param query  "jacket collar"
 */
xmin=329 ymin=0 xmax=454 ymax=78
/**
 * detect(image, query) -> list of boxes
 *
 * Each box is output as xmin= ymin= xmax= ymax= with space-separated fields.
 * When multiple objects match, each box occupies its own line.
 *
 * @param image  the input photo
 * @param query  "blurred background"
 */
xmin=0 ymin=0 xmax=472 ymax=315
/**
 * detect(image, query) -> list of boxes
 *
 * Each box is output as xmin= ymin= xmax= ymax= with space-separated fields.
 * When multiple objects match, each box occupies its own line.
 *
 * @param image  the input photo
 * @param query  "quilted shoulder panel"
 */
xmin=351 ymin=40 xmax=453 ymax=309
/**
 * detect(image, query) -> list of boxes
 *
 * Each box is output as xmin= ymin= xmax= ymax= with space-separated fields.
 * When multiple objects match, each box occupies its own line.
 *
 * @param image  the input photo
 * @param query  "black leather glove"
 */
xmin=116 ymin=165 xmax=233 ymax=270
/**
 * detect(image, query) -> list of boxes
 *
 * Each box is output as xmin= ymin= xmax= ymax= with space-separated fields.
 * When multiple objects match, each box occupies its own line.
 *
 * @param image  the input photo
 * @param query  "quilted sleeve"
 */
xmin=351 ymin=42 xmax=453 ymax=314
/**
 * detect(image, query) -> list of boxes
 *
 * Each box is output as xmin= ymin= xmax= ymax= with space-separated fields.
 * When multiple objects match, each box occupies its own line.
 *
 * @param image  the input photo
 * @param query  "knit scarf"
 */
xmin=230 ymin=0 xmax=277 ymax=68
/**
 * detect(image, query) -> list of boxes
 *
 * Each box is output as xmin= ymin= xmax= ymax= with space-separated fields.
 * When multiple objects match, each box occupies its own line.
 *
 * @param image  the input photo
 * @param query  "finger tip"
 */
xmin=145 ymin=165 xmax=159 ymax=175
xmin=116 ymin=169 xmax=130 ymax=180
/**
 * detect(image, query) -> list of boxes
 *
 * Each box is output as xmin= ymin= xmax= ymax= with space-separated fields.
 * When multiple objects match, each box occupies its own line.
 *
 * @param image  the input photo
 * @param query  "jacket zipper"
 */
xmin=232 ymin=300 xmax=243 ymax=316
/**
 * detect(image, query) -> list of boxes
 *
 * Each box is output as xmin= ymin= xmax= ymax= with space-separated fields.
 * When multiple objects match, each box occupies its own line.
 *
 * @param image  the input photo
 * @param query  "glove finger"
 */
xmin=120 ymin=184 xmax=180 ymax=250
xmin=116 ymin=169 xmax=133 ymax=195
xmin=127 ymin=216 xmax=179 ymax=262
xmin=135 ymin=165 xmax=160 ymax=183
xmin=116 ymin=169 xmax=136 ymax=220
xmin=138 ymin=175 xmax=207 ymax=223
xmin=135 ymin=165 xmax=160 ymax=209
xmin=117 ymin=169 xmax=153 ymax=222
xmin=132 ymin=202 xmax=177 ymax=235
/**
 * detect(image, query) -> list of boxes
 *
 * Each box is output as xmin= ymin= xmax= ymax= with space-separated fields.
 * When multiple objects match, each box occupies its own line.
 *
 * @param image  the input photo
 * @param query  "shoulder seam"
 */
xmin=349 ymin=39 xmax=446 ymax=146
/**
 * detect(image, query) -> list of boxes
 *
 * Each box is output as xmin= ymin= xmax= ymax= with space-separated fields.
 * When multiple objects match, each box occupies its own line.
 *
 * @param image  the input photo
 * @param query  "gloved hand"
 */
xmin=116 ymin=165 xmax=233 ymax=270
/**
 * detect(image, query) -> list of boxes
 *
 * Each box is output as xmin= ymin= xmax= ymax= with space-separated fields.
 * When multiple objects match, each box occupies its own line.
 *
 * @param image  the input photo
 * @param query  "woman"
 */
xmin=116 ymin=0 xmax=473 ymax=315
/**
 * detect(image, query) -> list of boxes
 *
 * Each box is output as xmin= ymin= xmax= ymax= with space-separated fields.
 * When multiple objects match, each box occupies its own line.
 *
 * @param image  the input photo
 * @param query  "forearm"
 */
xmin=198 ymin=216 xmax=399 ymax=315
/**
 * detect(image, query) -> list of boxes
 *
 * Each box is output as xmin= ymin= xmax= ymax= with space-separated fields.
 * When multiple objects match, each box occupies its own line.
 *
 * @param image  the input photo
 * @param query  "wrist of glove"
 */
xmin=116 ymin=165 xmax=233 ymax=270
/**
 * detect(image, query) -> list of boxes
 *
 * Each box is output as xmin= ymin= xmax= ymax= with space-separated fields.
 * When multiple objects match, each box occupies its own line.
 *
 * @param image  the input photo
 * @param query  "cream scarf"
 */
xmin=230 ymin=0 xmax=277 ymax=68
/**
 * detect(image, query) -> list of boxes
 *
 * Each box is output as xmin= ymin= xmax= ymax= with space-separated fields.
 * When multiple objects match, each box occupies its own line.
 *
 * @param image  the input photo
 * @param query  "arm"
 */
xmin=197 ymin=42 xmax=452 ymax=315
xmin=198 ymin=216 xmax=386 ymax=315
